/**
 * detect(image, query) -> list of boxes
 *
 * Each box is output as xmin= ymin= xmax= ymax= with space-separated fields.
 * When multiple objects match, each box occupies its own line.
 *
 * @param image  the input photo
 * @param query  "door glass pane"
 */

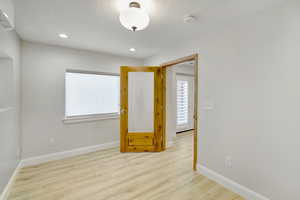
xmin=128 ymin=72 xmax=154 ymax=132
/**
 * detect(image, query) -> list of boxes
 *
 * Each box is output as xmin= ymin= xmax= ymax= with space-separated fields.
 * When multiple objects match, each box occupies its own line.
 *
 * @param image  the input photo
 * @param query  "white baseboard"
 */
xmin=21 ymin=141 xmax=119 ymax=167
xmin=197 ymin=164 xmax=270 ymax=200
xmin=0 ymin=162 xmax=22 ymax=200
xmin=166 ymin=140 xmax=174 ymax=148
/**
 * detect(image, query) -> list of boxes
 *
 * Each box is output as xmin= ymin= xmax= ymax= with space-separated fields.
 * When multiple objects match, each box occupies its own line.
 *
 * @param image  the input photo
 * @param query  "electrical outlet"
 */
xmin=225 ymin=156 xmax=233 ymax=168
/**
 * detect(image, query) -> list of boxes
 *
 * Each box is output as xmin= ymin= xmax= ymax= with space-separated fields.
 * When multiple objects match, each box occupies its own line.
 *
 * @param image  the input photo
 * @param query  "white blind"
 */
xmin=65 ymin=72 xmax=120 ymax=117
xmin=177 ymin=80 xmax=188 ymax=125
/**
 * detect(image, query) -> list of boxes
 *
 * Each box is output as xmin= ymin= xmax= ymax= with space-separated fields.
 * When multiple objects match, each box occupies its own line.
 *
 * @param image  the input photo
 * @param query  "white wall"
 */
xmin=144 ymin=1 xmax=300 ymax=200
xmin=21 ymin=41 xmax=143 ymax=159
xmin=0 ymin=30 xmax=20 ymax=196
xmin=173 ymin=63 xmax=195 ymax=76
xmin=165 ymin=67 xmax=177 ymax=143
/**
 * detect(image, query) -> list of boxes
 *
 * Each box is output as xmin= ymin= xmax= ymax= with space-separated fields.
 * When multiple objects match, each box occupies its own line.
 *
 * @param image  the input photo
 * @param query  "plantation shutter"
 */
xmin=177 ymin=80 xmax=188 ymax=125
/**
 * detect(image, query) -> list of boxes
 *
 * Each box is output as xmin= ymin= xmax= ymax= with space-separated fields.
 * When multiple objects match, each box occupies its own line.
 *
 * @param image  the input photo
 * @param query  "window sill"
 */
xmin=63 ymin=113 xmax=120 ymax=124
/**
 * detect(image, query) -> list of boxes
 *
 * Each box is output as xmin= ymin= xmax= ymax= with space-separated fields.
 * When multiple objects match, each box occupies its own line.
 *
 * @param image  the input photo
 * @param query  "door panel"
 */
xmin=128 ymin=133 xmax=154 ymax=146
xmin=120 ymin=67 xmax=163 ymax=152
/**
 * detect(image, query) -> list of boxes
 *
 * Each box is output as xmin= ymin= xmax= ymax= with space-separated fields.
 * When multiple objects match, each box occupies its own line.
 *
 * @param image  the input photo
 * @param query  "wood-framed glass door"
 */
xmin=120 ymin=66 xmax=164 ymax=152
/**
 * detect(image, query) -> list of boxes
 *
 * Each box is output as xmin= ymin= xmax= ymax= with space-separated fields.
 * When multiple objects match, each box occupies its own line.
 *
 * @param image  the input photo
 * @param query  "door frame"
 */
xmin=160 ymin=54 xmax=199 ymax=170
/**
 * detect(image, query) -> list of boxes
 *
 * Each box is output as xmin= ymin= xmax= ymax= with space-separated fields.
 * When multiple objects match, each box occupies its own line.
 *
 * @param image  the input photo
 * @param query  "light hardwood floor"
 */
xmin=8 ymin=131 xmax=244 ymax=200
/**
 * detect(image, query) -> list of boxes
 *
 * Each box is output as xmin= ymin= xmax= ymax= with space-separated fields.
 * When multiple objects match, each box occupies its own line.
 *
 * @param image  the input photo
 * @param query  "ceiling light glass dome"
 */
xmin=119 ymin=2 xmax=150 ymax=32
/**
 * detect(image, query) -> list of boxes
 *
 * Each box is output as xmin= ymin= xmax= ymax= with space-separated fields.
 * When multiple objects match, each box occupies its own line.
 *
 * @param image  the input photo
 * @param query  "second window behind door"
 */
xmin=176 ymin=75 xmax=194 ymax=132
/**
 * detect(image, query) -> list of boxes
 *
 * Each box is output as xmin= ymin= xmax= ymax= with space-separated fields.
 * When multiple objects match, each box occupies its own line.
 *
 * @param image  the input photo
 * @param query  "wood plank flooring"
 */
xmin=8 ymin=131 xmax=244 ymax=200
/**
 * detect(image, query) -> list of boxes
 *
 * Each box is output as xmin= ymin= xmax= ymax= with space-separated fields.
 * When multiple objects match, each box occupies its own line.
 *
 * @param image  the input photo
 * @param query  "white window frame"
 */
xmin=63 ymin=69 xmax=120 ymax=124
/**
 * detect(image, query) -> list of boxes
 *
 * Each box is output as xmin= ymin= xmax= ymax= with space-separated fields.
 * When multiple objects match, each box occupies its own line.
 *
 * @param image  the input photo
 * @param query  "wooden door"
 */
xmin=120 ymin=67 xmax=164 ymax=152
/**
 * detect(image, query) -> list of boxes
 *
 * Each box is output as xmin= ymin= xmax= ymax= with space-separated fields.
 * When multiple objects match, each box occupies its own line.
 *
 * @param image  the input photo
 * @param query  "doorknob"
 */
xmin=120 ymin=109 xmax=126 ymax=114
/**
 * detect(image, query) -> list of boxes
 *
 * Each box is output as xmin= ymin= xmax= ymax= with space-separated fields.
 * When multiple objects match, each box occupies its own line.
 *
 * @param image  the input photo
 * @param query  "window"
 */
xmin=177 ymin=80 xmax=188 ymax=125
xmin=64 ymin=71 xmax=120 ymax=122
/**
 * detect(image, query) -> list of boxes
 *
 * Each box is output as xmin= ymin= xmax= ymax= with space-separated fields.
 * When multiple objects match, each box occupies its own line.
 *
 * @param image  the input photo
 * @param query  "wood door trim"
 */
xmin=160 ymin=54 xmax=199 ymax=170
xmin=120 ymin=67 xmax=128 ymax=152
xmin=121 ymin=66 xmax=160 ymax=72
xmin=127 ymin=146 xmax=156 ymax=152
xmin=161 ymin=54 xmax=198 ymax=68
xmin=154 ymin=67 xmax=163 ymax=151
xmin=127 ymin=132 xmax=154 ymax=136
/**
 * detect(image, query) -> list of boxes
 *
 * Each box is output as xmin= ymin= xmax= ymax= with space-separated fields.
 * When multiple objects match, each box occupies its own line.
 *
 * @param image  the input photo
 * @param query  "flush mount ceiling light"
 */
xmin=129 ymin=48 xmax=136 ymax=52
xmin=119 ymin=2 xmax=150 ymax=32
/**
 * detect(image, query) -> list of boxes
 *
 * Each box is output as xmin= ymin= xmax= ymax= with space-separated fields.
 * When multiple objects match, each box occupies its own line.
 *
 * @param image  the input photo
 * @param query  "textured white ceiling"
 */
xmin=14 ymin=0 xmax=284 ymax=58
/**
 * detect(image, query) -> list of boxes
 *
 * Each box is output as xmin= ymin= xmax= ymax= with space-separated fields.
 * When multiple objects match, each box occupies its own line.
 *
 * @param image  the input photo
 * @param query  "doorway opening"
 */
xmin=161 ymin=54 xmax=199 ymax=170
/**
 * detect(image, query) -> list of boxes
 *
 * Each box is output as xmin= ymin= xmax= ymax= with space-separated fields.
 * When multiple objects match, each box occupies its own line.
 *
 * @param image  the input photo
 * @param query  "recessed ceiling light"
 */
xmin=129 ymin=48 xmax=136 ymax=52
xmin=59 ymin=33 xmax=69 ymax=39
